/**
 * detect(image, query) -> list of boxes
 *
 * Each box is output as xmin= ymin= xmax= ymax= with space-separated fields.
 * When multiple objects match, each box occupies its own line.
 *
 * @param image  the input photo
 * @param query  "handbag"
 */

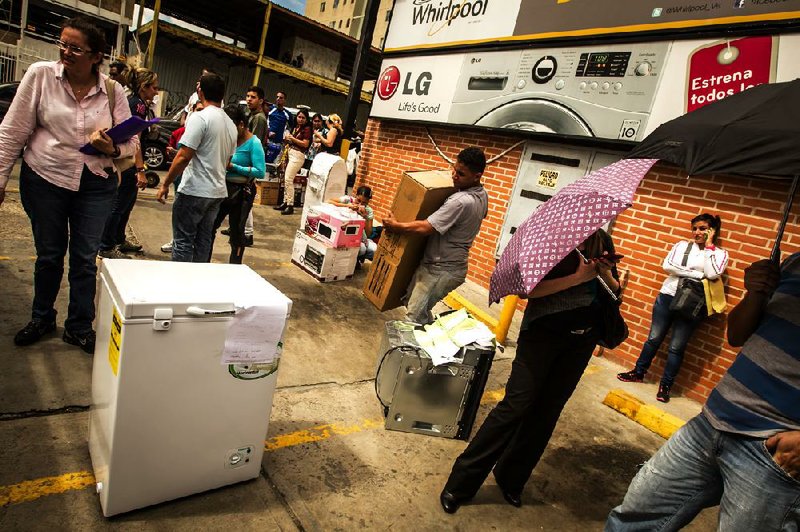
xmin=596 ymin=288 xmax=629 ymax=349
xmin=669 ymin=242 xmax=708 ymax=320
xmin=104 ymin=78 xmax=136 ymax=174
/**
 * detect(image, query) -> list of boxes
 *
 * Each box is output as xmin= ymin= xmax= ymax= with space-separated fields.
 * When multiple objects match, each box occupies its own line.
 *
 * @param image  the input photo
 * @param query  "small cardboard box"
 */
xmin=291 ymin=231 xmax=359 ymax=282
xmin=254 ymin=180 xmax=280 ymax=206
xmin=363 ymin=170 xmax=455 ymax=311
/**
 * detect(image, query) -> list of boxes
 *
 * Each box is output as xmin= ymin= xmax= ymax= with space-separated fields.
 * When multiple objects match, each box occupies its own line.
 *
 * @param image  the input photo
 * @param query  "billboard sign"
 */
xmin=384 ymin=0 xmax=800 ymax=53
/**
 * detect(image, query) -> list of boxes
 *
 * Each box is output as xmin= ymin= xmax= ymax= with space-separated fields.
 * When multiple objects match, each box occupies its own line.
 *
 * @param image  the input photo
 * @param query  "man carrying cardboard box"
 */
xmin=383 ymin=147 xmax=488 ymax=324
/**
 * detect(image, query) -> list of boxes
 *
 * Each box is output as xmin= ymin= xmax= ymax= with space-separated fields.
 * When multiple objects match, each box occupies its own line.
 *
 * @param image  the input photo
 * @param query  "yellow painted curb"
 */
xmin=603 ymin=389 xmax=686 ymax=439
xmin=443 ymin=291 xmax=498 ymax=331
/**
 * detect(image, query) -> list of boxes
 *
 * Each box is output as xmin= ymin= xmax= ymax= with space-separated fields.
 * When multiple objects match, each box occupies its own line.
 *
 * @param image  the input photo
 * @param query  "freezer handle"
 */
xmin=186 ymin=305 xmax=236 ymax=317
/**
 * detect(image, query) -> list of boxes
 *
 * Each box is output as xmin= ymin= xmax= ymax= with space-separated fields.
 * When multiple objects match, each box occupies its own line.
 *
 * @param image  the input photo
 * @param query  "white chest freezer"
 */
xmin=89 ymin=260 xmax=292 ymax=517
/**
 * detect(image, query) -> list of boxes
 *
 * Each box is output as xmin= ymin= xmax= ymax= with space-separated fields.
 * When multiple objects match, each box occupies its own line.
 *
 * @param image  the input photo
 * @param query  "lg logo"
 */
xmin=377 ymin=66 xmax=433 ymax=100
xmin=377 ymin=66 xmax=401 ymax=100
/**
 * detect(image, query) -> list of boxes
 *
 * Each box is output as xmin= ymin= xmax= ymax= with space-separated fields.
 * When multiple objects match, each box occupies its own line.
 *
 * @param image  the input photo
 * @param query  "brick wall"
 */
xmin=358 ymin=118 xmax=800 ymax=402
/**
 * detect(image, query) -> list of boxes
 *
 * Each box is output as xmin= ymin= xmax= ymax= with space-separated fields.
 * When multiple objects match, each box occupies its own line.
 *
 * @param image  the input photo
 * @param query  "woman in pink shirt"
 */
xmin=0 ymin=17 xmax=138 ymax=354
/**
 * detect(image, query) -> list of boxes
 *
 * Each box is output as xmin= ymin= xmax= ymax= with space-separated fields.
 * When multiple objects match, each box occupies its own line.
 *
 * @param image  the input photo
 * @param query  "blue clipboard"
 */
xmin=80 ymin=116 xmax=160 ymax=155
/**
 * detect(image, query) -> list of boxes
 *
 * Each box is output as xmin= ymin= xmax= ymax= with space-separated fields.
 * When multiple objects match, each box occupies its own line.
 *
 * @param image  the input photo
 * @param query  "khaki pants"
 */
xmin=284 ymin=149 xmax=305 ymax=206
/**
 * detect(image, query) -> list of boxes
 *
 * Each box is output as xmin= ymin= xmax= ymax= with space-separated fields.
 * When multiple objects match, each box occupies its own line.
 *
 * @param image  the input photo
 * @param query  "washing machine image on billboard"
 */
xmin=448 ymin=42 xmax=671 ymax=141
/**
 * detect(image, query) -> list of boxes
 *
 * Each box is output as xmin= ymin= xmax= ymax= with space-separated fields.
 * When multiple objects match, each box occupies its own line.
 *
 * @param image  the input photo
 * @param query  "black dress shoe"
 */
xmin=500 ymin=488 xmax=522 ymax=508
xmin=439 ymin=489 xmax=463 ymax=514
xmin=280 ymin=205 xmax=295 ymax=215
xmin=14 ymin=319 xmax=56 ymax=346
xmin=272 ymin=202 xmax=287 ymax=211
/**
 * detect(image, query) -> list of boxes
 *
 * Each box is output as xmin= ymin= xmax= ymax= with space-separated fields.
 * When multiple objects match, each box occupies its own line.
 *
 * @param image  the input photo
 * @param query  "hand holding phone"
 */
xmin=598 ymin=253 xmax=624 ymax=263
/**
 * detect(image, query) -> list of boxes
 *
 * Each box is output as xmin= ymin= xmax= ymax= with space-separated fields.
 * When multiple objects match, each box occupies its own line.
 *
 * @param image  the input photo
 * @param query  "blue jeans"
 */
xmin=19 ymin=161 xmax=117 ymax=333
xmin=100 ymin=166 xmax=138 ymax=250
xmin=634 ymin=293 xmax=701 ymax=386
xmin=606 ymin=413 xmax=800 ymax=531
xmin=404 ymin=263 xmax=466 ymax=325
xmin=171 ymin=192 xmax=223 ymax=263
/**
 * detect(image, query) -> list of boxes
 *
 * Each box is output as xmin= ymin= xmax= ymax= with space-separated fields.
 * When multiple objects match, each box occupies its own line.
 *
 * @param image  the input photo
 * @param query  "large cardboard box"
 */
xmin=363 ymin=170 xmax=455 ymax=311
xmin=291 ymin=231 xmax=359 ymax=282
xmin=254 ymin=180 xmax=280 ymax=206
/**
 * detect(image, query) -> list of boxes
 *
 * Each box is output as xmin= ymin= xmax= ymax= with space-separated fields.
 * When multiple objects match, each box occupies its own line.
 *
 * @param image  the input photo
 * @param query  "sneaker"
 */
xmin=98 ymin=247 xmax=131 ymax=259
xmin=244 ymin=234 xmax=254 ymax=247
xmin=656 ymin=384 xmax=671 ymax=403
xmin=160 ymin=241 xmax=173 ymax=253
xmin=118 ymin=239 xmax=143 ymax=253
xmin=63 ymin=329 xmax=96 ymax=355
xmin=221 ymin=228 xmax=230 ymax=236
xmin=14 ymin=319 xmax=57 ymax=346
xmin=617 ymin=369 xmax=644 ymax=383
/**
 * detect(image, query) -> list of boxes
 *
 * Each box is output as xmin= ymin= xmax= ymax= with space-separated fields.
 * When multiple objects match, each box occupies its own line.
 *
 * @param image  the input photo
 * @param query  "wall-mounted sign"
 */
xmin=372 ymin=41 xmax=672 ymax=142
xmin=384 ymin=0 xmax=800 ymax=53
xmin=686 ymin=35 xmax=776 ymax=112
xmin=372 ymin=34 xmax=800 ymax=144
xmin=371 ymin=54 xmax=465 ymax=122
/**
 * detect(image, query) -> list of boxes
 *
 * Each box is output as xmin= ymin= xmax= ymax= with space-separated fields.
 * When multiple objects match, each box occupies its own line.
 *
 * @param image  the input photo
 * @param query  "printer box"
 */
xmin=292 ymin=231 xmax=359 ymax=282
xmin=363 ymin=170 xmax=455 ymax=311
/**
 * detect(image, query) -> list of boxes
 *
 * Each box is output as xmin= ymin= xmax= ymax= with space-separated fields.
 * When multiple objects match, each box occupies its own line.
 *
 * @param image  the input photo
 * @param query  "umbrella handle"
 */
xmin=771 ymin=175 xmax=799 ymax=264
xmin=576 ymin=250 xmax=619 ymax=301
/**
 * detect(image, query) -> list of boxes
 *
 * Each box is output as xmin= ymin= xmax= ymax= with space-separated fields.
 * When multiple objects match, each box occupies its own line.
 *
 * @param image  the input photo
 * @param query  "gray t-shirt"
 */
xmin=423 ymin=185 xmax=488 ymax=271
xmin=177 ymin=106 xmax=237 ymax=199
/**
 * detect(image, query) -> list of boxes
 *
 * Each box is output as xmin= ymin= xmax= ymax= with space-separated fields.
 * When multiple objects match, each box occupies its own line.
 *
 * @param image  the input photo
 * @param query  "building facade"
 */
xmin=304 ymin=0 xmax=394 ymax=49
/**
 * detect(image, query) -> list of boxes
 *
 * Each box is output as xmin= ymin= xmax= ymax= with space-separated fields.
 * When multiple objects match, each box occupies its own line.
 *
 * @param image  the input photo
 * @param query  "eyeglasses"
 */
xmin=56 ymin=40 xmax=91 ymax=56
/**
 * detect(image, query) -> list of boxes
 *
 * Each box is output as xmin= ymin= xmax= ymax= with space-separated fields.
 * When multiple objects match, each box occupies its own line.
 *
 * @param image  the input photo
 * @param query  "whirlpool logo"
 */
xmin=410 ymin=0 xmax=490 ymax=27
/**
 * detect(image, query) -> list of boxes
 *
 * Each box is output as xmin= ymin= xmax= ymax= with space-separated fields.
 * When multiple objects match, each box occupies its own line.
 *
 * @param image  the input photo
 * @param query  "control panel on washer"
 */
xmin=453 ymin=42 xmax=670 ymax=113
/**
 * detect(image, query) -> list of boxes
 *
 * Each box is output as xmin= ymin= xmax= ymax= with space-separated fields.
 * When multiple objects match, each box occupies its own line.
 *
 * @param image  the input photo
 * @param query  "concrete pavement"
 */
xmin=0 ymin=168 xmax=716 ymax=530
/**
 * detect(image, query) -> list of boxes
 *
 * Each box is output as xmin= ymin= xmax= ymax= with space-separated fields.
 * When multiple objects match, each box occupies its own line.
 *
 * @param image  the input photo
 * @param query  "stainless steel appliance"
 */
xmin=375 ymin=321 xmax=494 ymax=440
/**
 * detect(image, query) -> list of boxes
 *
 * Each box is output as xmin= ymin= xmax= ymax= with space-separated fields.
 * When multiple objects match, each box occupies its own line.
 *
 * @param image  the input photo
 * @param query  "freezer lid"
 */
xmin=99 ymin=260 xmax=292 ymax=319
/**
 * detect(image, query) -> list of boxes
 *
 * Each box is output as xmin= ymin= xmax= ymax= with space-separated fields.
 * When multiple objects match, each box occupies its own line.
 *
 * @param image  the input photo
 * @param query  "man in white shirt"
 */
xmin=157 ymin=72 xmax=236 ymax=262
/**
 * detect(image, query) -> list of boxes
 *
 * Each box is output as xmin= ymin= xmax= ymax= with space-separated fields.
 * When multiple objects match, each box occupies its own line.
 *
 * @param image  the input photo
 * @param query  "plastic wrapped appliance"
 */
xmin=300 ymin=152 xmax=347 ymax=227
xmin=291 ymin=230 xmax=359 ymax=282
xmin=304 ymin=203 xmax=365 ymax=248
xmin=375 ymin=321 xmax=495 ymax=440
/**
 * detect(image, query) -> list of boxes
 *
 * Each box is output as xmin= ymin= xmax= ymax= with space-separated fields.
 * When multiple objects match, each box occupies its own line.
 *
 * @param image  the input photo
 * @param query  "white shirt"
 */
xmin=660 ymin=240 xmax=729 ymax=296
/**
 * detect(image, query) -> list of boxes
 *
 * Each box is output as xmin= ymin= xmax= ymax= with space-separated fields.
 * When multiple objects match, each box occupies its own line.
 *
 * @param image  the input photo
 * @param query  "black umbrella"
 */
xmin=629 ymin=79 xmax=800 ymax=262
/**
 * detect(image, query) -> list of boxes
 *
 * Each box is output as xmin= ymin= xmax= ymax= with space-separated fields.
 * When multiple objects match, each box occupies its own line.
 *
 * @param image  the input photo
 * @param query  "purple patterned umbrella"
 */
xmin=489 ymin=158 xmax=658 ymax=304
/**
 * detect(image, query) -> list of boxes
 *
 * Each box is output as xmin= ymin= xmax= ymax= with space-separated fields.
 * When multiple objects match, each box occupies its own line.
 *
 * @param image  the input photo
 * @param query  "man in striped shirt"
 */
xmin=606 ymin=253 xmax=800 ymax=531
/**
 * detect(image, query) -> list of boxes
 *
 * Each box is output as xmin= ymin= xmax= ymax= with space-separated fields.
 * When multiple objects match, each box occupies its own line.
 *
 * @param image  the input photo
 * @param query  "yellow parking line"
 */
xmin=0 ymin=471 xmax=95 ymax=507
xmin=0 ymin=386 xmax=511 ymax=507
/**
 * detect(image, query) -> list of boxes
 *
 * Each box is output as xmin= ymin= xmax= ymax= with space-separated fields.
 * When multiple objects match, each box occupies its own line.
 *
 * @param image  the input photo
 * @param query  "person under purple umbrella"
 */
xmin=617 ymin=213 xmax=729 ymax=402
xmin=440 ymin=229 xmax=620 ymax=513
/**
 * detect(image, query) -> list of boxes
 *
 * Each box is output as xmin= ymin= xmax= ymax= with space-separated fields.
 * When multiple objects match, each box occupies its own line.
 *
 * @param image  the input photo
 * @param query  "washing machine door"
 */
xmin=475 ymin=99 xmax=594 ymax=137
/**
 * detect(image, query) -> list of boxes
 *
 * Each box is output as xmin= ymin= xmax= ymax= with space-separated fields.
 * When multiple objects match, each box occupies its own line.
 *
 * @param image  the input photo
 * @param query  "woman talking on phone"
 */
xmin=440 ymin=229 xmax=620 ymax=513
xmin=617 ymin=213 xmax=728 ymax=402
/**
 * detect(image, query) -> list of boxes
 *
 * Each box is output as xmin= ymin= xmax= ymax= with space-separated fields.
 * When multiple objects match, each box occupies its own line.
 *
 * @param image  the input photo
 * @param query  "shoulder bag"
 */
xmin=669 ymin=242 xmax=708 ymax=320
xmin=592 ymin=232 xmax=629 ymax=349
xmin=596 ymin=283 xmax=628 ymax=350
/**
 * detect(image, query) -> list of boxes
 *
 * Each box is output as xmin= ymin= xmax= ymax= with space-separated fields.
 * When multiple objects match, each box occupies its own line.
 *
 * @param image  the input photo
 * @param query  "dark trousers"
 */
xmin=211 ymin=182 xmax=255 ymax=264
xmin=444 ymin=320 xmax=597 ymax=498
xmin=19 ymin=161 xmax=117 ymax=333
xmin=100 ymin=166 xmax=138 ymax=250
xmin=634 ymin=293 xmax=701 ymax=386
xmin=171 ymin=192 xmax=223 ymax=263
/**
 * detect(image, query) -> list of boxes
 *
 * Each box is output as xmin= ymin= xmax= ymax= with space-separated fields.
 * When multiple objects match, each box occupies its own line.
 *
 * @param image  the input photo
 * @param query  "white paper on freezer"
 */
xmin=221 ymin=301 xmax=288 ymax=365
